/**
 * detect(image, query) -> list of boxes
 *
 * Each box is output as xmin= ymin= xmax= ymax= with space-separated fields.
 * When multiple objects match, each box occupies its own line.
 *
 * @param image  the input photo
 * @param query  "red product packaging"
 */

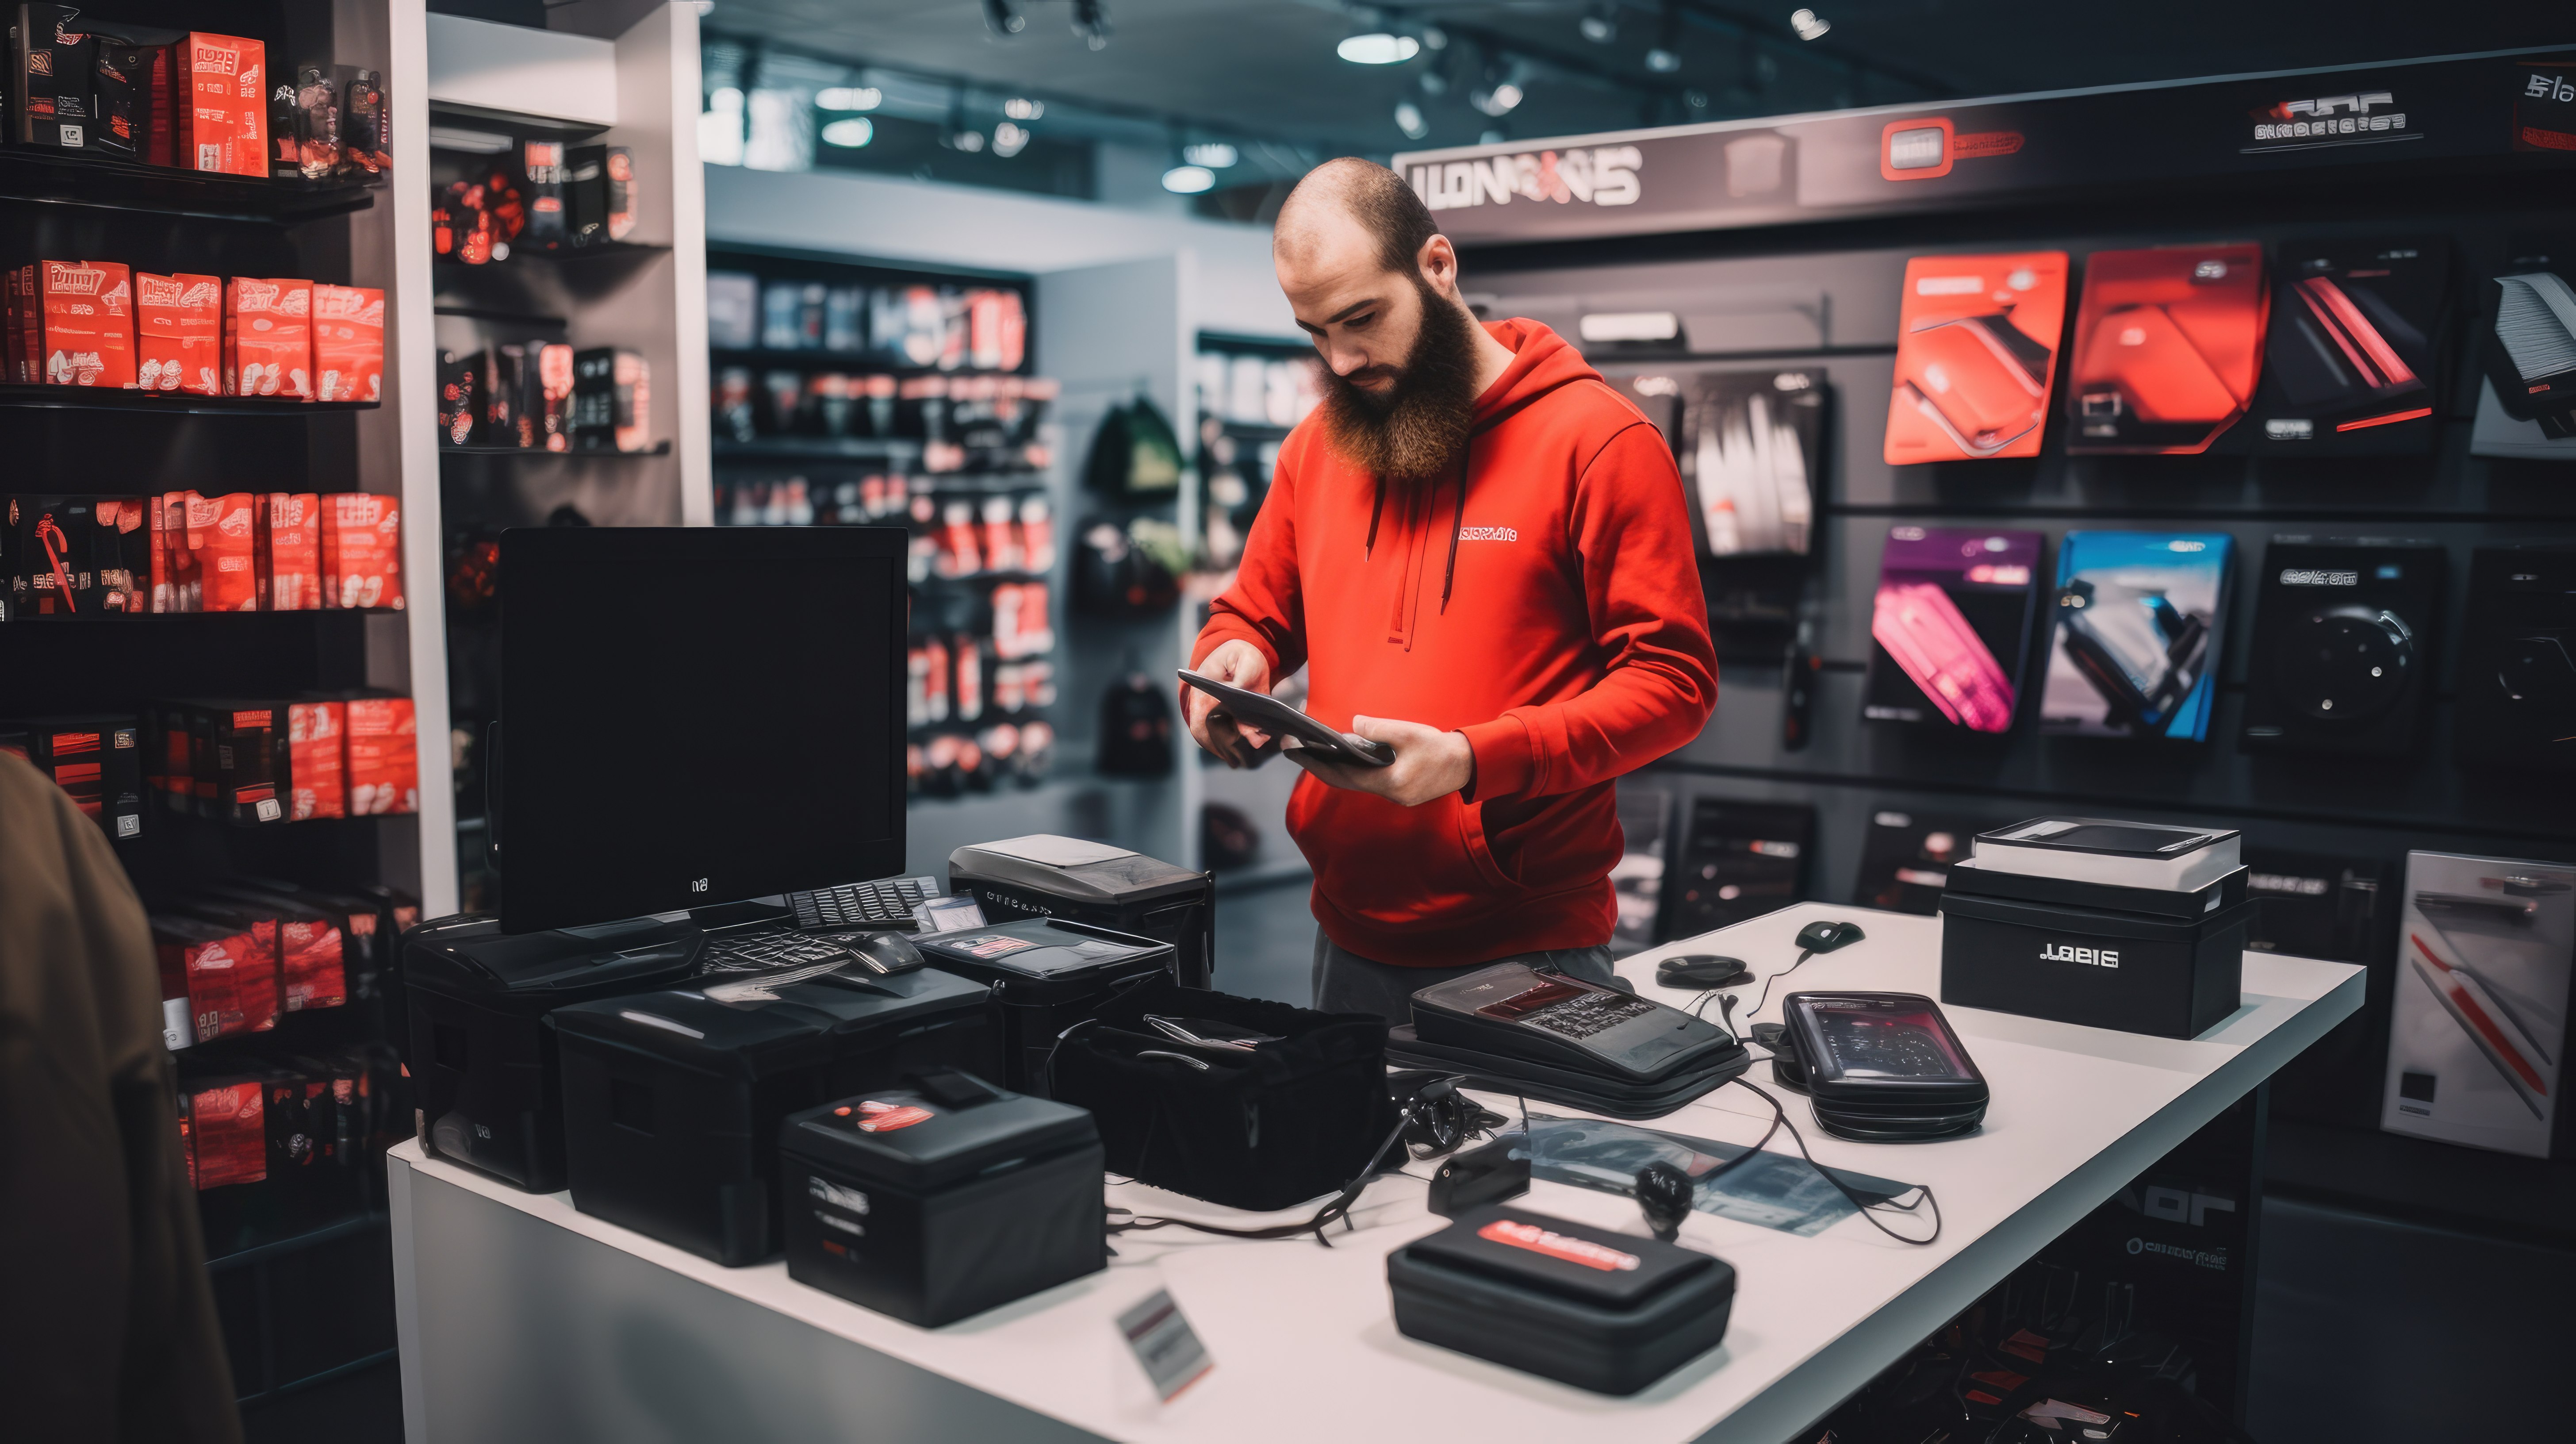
xmin=264 ymin=909 xmax=346 ymax=1012
xmin=320 ymin=492 xmax=402 ymax=610
xmin=39 ymin=259 xmax=138 ymax=388
xmin=287 ymin=698 xmax=345 ymax=819
xmin=2066 ymin=243 xmax=2270 ymax=455
xmin=148 ymin=490 xmax=171 ymax=611
xmin=344 ymin=696 xmax=417 ymax=816
xmin=164 ymin=492 xmax=201 ymax=610
xmin=224 ymin=277 xmax=312 ymax=399
xmin=187 ymin=491 xmax=259 ymax=611
xmin=179 ymin=33 xmax=268 ymax=178
xmin=311 ymin=284 xmax=384 ymax=402
xmin=259 ymin=492 xmax=321 ymax=609
xmin=137 ymin=272 xmax=222 ymax=395
xmin=185 ymin=1080 xmax=268 ymax=1188
xmin=152 ymin=914 xmax=276 ymax=1042
xmin=1884 ymin=251 xmax=2070 ymax=465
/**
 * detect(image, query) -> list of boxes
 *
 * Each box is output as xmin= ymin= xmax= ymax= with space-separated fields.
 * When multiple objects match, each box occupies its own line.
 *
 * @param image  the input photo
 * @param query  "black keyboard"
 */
xmin=788 ymin=876 xmax=939 ymax=930
xmin=702 ymin=931 xmax=864 ymax=974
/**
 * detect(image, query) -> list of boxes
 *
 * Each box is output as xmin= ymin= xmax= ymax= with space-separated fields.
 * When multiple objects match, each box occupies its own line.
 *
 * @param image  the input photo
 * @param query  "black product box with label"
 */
xmin=1937 ymin=819 xmax=2250 ymax=1039
xmin=2240 ymin=538 xmax=2445 ymax=757
xmin=177 ymin=700 xmax=288 ymax=826
xmin=1387 ymin=1204 xmax=1736 ymax=1396
xmin=779 ymin=1070 xmax=1104 ymax=1326
xmin=13 ymin=4 xmax=94 ymax=149
xmin=402 ymin=913 xmax=704 ymax=1191
xmin=550 ymin=966 xmax=997 ymax=1266
xmin=948 ymin=834 xmax=1214 ymax=988
xmin=909 ymin=916 xmax=1174 ymax=1095
xmin=4 ymin=713 xmax=142 ymax=838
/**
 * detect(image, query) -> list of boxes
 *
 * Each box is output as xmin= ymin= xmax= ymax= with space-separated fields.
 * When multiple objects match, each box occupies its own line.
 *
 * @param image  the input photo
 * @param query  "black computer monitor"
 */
xmin=496 ymin=526 xmax=906 ymax=933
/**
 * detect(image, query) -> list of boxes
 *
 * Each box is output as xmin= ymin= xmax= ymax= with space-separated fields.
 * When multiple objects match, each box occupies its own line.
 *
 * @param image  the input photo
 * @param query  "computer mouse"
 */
xmin=847 ymin=931 xmax=925 ymax=975
xmin=1795 ymin=920 xmax=1867 ymax=954
xmin=1656 ymin=954 xmax=1752 ymax=989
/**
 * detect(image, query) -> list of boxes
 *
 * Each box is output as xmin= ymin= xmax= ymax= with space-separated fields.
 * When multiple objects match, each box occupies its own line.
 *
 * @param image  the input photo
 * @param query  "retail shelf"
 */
xmin=0 ymin=149 xmax=378 ymax=223
xmin=435 ymin=241 xmax=671 ymax=276
xmin=711 ymin=349 xmax=1034 ymax=376
xmin=440 ymin=441 xmax=671 ymax=456
xmin=714 ymin=436 xmax=920 ymax=460
xmin=205 ymin=1210 xmax=389 ymax=1270
xmin=0 ymin=384 xmax=379 ymax=415
xmin=433 ymin=303 xmax=569 ymax=327
xmin=430 ymin=102 xmax=613 ymax=145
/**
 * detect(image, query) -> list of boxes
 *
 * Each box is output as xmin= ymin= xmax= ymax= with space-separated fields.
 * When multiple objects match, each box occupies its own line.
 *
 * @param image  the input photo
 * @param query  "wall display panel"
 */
xmin=2067 ymin=244 xmax=2269 ymax=455
xmin=2476 ymin=233 xmax=2576 ymax=433
xmin=2239 ymin=538 xmax=2444 ymax=757
xmin=1883 ymin=251 xmax=2066 ymax=464
xmin=2383 ymin=851 xmax=2573 ymax=1159
xmin=2453 ymin=544 xmax=2576 ymax=774
xmin=1862 ymin=525 xmax=2044 ymax=736
xmin=2247 ymin=237 xmax=2447 ymax=454
xmin=1851 ymin=807 xmax=1990 ymax=916
xmin=1657 ymin=797 xmax=1815 ymax=941
xmin=2041 ymin=530 xmax=2234 ymax=743
xmin=2247 ymin=847 xmax=2396 ymax=1131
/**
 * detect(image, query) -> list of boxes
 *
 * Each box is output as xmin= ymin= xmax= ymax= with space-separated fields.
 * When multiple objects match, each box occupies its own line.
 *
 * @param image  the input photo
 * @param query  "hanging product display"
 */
xmin=1677 ymin=369 xmax=1825 ymax=557
xmin=1862 ymin=525 xmax=2045 ymax=736
xmin=2246 ymin=238 xmax=2446 ymax=453
xmin=2382 ymin=851 xmax=2572 ymax=1159
xmin=1884 ymin=250 xmax=2069 ymax=463
xmin=2477 ymin=234 xmax=2576 ymax=437
xmin=1852 ymin=810 xmax=1988 ymax=916
xmin=2247 ymin=847 xmax=2394 ymax=1130
xmin=2066 ymin=244 xmax=2267 ymax=454
xmin=2041 ymin=531 xmax=2234 ymax=742
xmin=2239 ymin=539 xmax=2443 ymax=757
xmin=1658 ymin=799 xmax=1815 ymax=938
xmin=2453 ymin=545 xmax=2576 ymax=773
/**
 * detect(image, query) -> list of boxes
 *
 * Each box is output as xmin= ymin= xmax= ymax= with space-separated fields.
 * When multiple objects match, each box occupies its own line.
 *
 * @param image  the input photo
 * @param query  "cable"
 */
xmin=1699 ymin=947 xmax=1818 ymax=1036
xmin=1727 ymin=1075 xmax=1941 ymax=1246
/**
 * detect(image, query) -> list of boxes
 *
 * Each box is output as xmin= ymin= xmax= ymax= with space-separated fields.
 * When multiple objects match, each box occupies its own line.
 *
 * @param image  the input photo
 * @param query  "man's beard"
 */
xmin=1317 ymin=279 xmax=1483 ymax=482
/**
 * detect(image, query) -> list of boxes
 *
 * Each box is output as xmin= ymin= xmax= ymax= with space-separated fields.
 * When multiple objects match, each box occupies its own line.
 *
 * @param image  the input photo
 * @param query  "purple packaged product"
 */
xmin=1862 ymin=526 xmax=2046 ymax=735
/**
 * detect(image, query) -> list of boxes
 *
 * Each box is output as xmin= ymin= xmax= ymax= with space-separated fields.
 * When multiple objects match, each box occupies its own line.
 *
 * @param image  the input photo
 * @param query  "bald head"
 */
xmin=1275 ymin=157 xmax=1439 ymax=279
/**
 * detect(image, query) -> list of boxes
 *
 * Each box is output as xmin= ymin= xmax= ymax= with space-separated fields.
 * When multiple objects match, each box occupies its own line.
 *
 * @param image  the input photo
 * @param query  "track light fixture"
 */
xmin=1071 ymin=0 xmax=1110 ymax=51
xmin=983 ymin=0 xmax=1024 ymax=36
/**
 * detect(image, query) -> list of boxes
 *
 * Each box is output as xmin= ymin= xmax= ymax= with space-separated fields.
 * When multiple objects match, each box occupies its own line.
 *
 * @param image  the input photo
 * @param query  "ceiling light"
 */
xmin=1470 ymin=81 xmax=1522 ymax=116
xmin=950 ymin=128 xmax=985 ymax=152
xmin=819 ymin=117 xmax=873 ymax=147
xmin=1071 ymin=0 xmax=1110 ymax=50
xmin=1579 ymin=4 xmax=1615 ymax=42
xmin=983 ymin=0 xmax=1024 ymax=35
xmin=1162 ymin=164 xmax=1215 ymax=193
xmin=1644 ymin=46 xmax=1679 ymax=72
xmin=1003 ymin=96 xmax=1043 ymax=120
xmin=816 ymin=86 xmax=881 ymax=111
xmin=690 ymin=0 xmax=714 ymax=14
xmin=1337 ymin=33 xmax=1420 ymax=65
xmin=1394 ymin=101 xmax=1428 ymax=139
xmin=993 ymin=122 xmax=1031 ymax=157
xmin=1419 ymin=69 xmax=1448 ymax=96
xmin=1183 ymin=142 xmax=1237 ymax=168
xmin=1647 ymin=0 xmax=1681 ymax=72
xmin=1790 ymin=8 xmax=1832 ymax=41
xmin=1420 ymin=26 xmax=1446 ymax=50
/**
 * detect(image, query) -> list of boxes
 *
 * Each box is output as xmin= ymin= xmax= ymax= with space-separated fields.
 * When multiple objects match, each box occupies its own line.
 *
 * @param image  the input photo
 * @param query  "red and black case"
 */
xmin=2067 ymin=244 xmax=2269 ymax=454
xmin=2247 ymin=238 xmax=2448 ymax=453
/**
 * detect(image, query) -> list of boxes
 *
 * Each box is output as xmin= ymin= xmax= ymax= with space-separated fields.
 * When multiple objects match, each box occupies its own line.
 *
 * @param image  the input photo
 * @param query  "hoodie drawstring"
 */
xmin=1364 ymin=476 xmax=1385 ymax=559
xmin=1440 ymin=438 xmax=1469 ymax=614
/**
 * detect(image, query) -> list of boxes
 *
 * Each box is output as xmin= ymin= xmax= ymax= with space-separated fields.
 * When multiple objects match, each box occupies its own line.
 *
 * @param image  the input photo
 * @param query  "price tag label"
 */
xmin=1116 ymin=1288 xmax=1213 ymax=1402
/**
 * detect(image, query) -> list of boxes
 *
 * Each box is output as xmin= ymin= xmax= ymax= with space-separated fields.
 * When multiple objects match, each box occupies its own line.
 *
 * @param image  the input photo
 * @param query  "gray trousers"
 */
xmin=1311 ymin=929 xmax=1618 ymax=1024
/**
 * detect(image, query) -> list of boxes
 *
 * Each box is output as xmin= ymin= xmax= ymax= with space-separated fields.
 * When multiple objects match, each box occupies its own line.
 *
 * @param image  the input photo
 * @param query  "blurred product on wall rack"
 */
xmin=3 ymin=491 xmax=401 ymax=618
xmin=1189 ymin=337 xmax=1320 ymax=581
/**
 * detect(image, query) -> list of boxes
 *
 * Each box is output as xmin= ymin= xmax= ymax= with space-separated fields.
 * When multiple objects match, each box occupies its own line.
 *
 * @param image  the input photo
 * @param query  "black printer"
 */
xmin=551 ymin=964 xmax=997 ymax=1265
xmin=404 ymin=913 xmax=705 ymax=1191
xmin=908 ymin=917 xmax=1176 ymax=1095
xmin=949 ymin=835 xmax=1215 ymax=987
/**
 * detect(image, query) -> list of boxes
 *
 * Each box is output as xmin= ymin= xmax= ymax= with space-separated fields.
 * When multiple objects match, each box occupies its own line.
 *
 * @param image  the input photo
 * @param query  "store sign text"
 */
xmin=1409 ymin=146 xmax=1643 ymax=211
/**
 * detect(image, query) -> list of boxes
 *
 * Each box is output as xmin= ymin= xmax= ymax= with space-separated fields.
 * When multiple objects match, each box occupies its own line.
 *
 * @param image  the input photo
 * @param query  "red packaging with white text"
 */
xmin=259 ymin=492 xmax=321 ymax=609
xmin=2066 ymin=243 xmax=2270 ymax=454
xmin=178 ymin=33 xmax=268 ymax=178
xmin=186 ymin=492 xmax=259 ymax=611
xmin=40 ymin=259 xmax=137 ymax=388
xmin=224 ymin=276 xmax=312 ymax=399
xmin=320 ymin=492 xmax=402 ymax=610
xmin=164 ymin=492 xmax=200 ymax=610
xmin=344 ymin=695 xmax=417 ymax=815
xmin=151 ymin=914 xmax=276 ymax=1043
xmin=185 ymin=1080 xmax=267 ymax=1188
xmin=1884 ymin=251 xmax=2069 ymax=464
xmin=286 ymin=698 xmax=344 ymax=819
xmin=310 ymin=284 xmax=383 ymax=402
xmin=137 ymin=271 xmax=222 ymax=395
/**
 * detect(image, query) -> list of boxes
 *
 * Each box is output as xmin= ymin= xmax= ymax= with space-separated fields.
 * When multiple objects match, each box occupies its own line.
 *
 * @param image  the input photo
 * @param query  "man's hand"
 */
xmin=1284 ymin=715 xmax=1475 ymax=807
xmin=1184 ymin=639 xmax=1273 ymax=768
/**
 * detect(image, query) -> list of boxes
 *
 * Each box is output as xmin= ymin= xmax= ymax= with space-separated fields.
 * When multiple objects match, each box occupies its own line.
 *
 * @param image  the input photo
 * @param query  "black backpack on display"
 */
xmin=1096 ymin=671 xmax=1175 ymax=778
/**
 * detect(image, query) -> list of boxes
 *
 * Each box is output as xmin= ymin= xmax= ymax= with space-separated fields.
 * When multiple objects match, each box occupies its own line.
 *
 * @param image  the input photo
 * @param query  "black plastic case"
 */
xmin=1387 ymin=1205 xmax=1736 ymax=1395
xmin=1939 ymin=887 xmax=2253 ymax=1039
xmin=949 ymin=837 xmax=1215 ymax=987
xmin=1944 ymin=857 xmax=2248 ymax=920
xmin=908 ymin=918 xmax=1175 ymax=1095
xmin=403 ymin=913 xmax=704 ymax=1191
xmin=1776 ymin=992 xmax=1989 ymax=1141
xmin=779 ymin=1072 xmax=1104 ymax=1326
xmin=2239 ymin=539 xmax=2445 ymax=757
xmin=550 ymin=967 xmax=998 ymax=1265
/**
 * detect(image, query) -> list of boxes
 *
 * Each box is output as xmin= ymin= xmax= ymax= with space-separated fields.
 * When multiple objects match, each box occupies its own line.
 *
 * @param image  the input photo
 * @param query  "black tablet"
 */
xmin=1177 ymin=669 xmax=1395 ymax=767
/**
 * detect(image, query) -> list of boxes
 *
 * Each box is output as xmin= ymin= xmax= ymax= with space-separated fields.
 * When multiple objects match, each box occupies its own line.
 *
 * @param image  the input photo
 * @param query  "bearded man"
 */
xmin=1184 ymin=157 xmax=1717 ymax=1020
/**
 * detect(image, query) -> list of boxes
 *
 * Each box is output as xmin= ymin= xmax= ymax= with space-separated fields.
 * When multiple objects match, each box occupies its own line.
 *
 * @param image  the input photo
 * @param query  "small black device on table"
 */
xmin=1769 ymin=992 xmax=1990 ymax=1141
xmin=1389 ymin=962 xmax=1749 ymax=1118
xmin=1176 ymin=668 xmax=1395 ymax=766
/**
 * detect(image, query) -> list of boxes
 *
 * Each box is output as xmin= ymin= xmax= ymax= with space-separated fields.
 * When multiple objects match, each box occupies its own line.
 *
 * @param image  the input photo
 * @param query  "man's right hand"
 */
xmin=1185 ymin=639 xmax=1274 ymax=768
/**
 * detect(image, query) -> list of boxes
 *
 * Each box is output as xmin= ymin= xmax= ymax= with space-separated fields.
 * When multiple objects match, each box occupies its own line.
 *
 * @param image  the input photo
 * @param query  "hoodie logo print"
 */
xmin=1457 ymin=526 xmax=1518 ymax=542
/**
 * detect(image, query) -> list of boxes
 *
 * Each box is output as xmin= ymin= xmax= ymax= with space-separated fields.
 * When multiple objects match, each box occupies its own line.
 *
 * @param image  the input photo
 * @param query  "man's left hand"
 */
xmin=1284 ymin=715 xmax=1475 ymax=807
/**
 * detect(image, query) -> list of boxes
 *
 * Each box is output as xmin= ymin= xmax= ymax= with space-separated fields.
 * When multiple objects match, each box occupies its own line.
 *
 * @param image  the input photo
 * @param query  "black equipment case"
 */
xmin=779 ymin=1070 xmax=1105 ymax=1326
xmin=550 ymin=966 xmax=998 ymax=1265
xmin=1387 ymin=1204 xmax=1736 ymax=1395
xmin=908 ymin=917 xmax=1175 ymax=1095
xmin=1940 ymin=860 xmax=2253 ymax=1038
xmin=403 ymin=913 xmax=703 ymax=1191
xmin=948 ymin=835 xmax=1215 ymax=987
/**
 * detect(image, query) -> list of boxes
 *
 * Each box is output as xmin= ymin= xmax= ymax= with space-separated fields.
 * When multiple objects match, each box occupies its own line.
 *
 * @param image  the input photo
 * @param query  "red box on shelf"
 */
xmin=259 ymin=492 xmax=321 ymax=610
xmin=184 ymin=1080 xmax=267 ymax=1188
xmin=224 ymin=277 xmax=311 ymax=399
xmin=320 ymin=492 xmax=402 ymax=610
xmin=178 ymin=32 xmax=268 ymax=178
xmin=161 ymin=492 xmax=200 ymax=610
xmin=152 ymin=915 xmax=276 ymax=1043
xmin=186 ymin=491 xmax=259 ymax=611
xmin=38 ymin=260 xmax=137 ymax=388
xmin=286 ymin=698 xmax=345 ymax=819
xmin=344 ymin=695 xmax=417 ymax=816
xmin=137 ymin=272 xmax=222 ymax=396
xmin=311 ymin=284 xmax=383 ymax=402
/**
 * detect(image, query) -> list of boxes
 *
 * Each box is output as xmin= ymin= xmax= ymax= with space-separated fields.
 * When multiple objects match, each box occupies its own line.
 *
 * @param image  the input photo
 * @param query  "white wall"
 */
xmin=702 ymin=164 xmax=1299 ymax=340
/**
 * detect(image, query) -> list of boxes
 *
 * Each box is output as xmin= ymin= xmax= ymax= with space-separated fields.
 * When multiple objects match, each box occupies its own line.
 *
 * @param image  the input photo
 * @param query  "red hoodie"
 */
xmin=1193 ymin=319 xmax=1717 ymax=967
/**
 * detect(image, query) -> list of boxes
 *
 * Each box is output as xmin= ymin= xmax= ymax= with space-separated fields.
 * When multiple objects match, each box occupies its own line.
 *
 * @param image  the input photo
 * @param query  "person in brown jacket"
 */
xmin=0 ymin=751 xmax=241 ymax=1442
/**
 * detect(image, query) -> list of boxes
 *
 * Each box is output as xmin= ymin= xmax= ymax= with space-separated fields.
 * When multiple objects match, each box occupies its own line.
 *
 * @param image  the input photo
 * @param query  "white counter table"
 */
xmin=389 ymin=902 xmax=2361 ymax=1443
